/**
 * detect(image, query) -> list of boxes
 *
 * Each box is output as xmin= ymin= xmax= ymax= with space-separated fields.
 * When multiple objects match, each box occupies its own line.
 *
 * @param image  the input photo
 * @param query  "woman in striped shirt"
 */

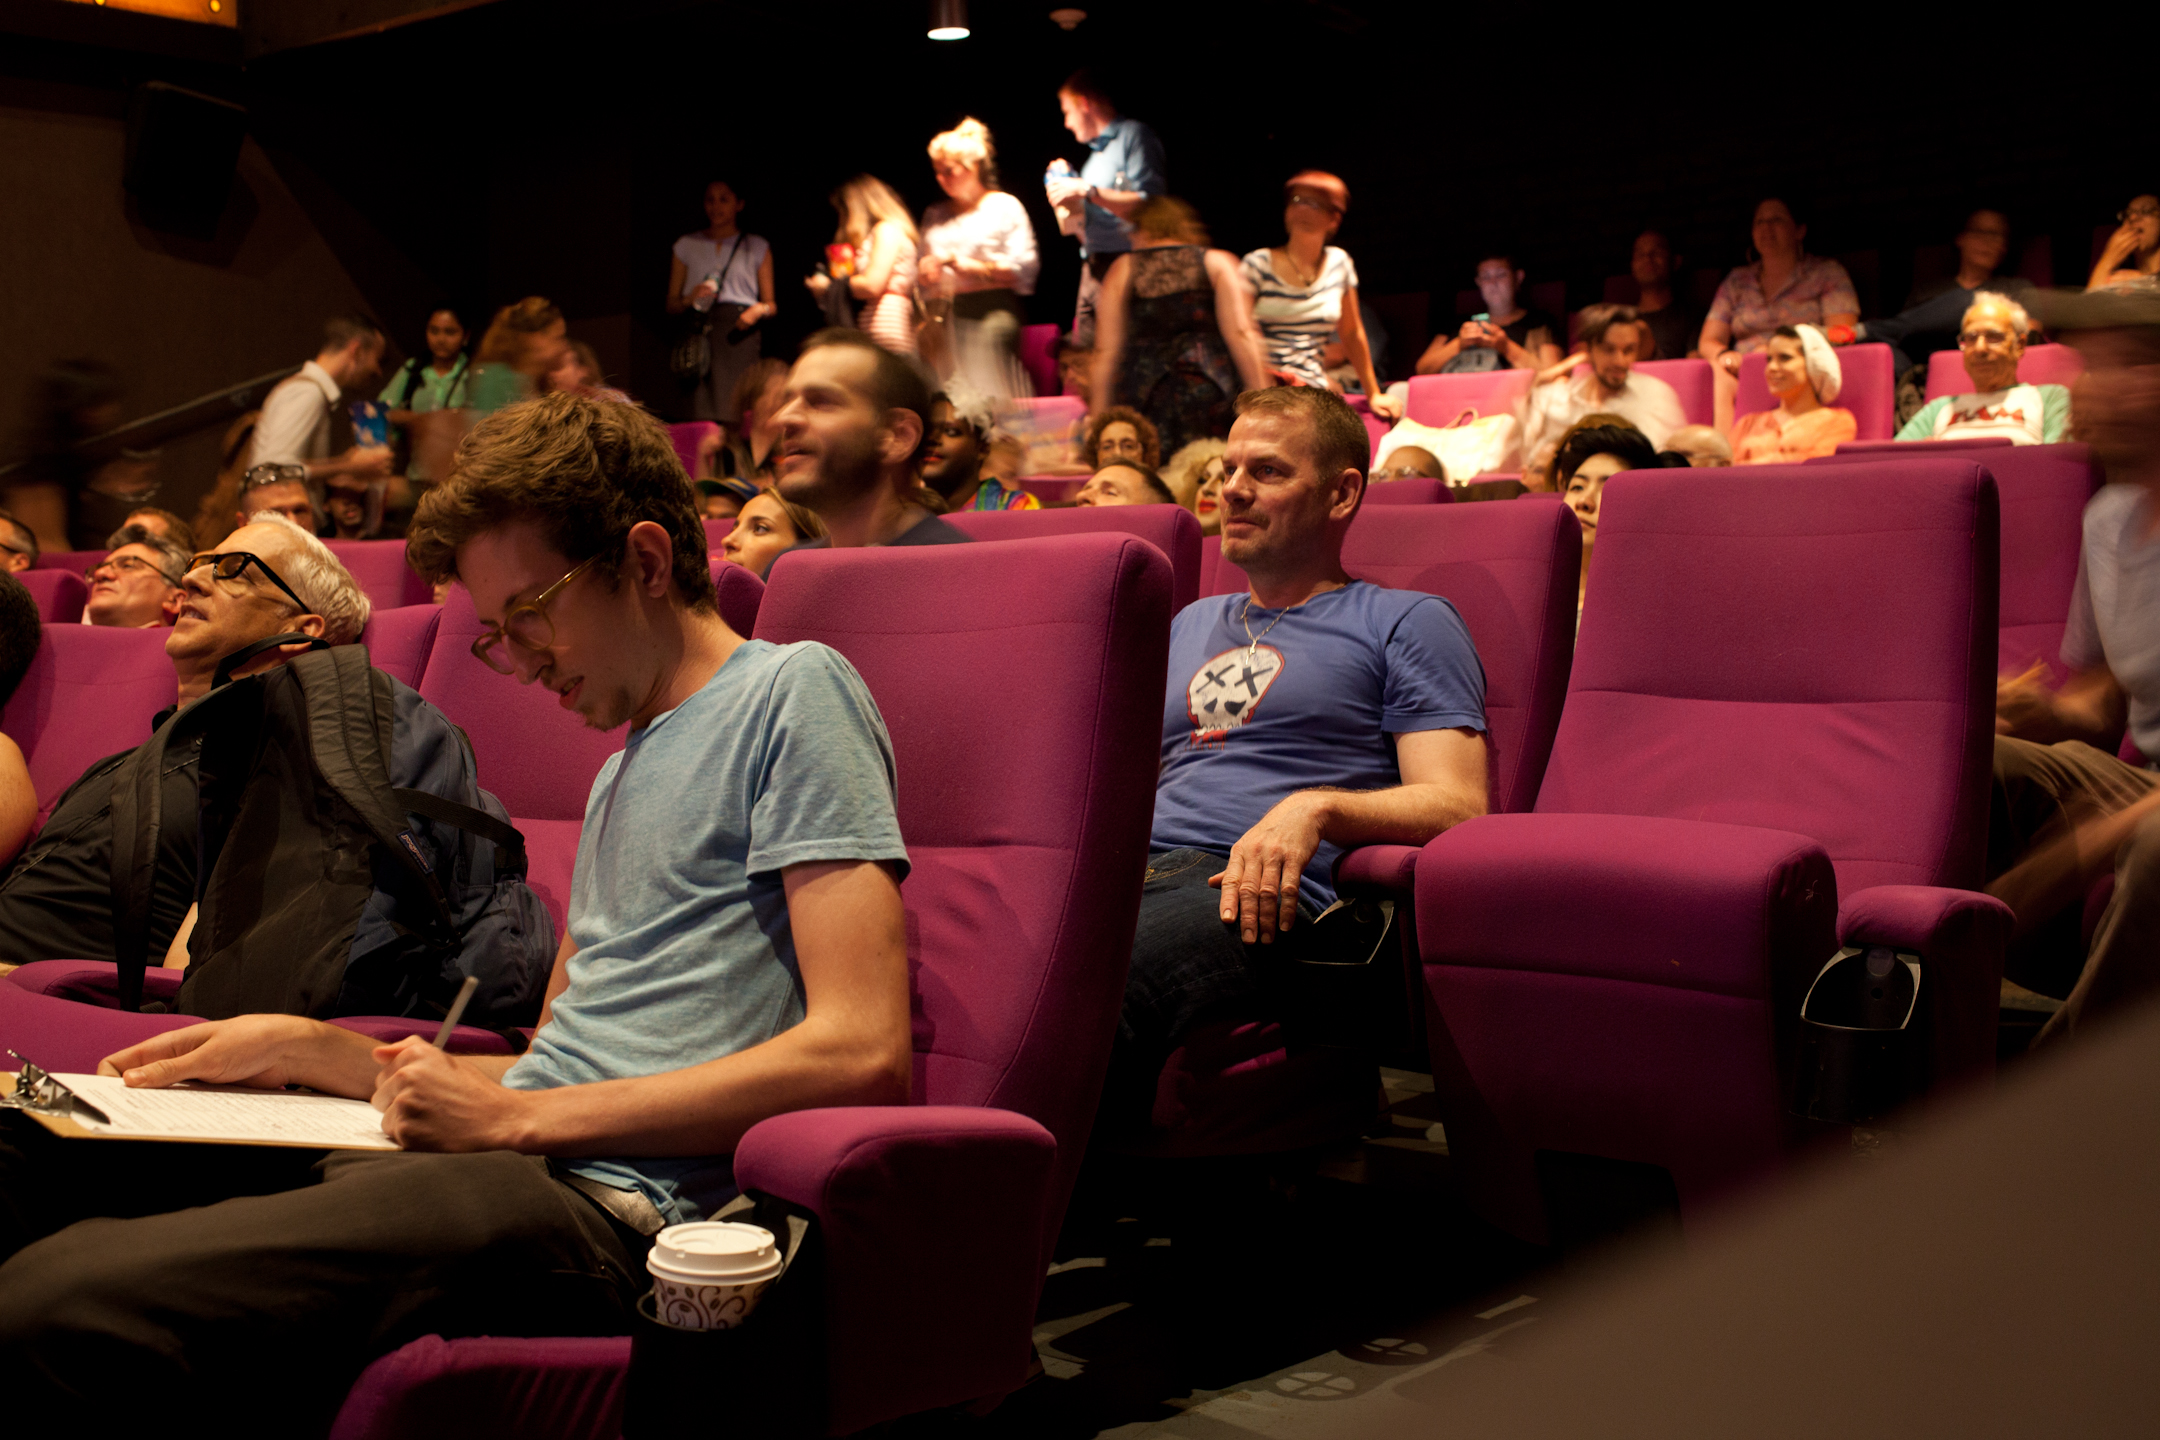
xmin=1241 ymin=171 xmax=1399 ymax=420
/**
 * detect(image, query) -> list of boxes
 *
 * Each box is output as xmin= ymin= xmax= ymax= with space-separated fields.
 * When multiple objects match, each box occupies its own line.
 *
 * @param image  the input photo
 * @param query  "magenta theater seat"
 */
xmin=29 ymin=549 xmax=104 ymax=577
xmin=1808 ymin=443 xmax=2102 ymax=685
xmin=360 ymin=603 xmax=443 ymax=690
xmin=1363 ymin=476 xmax=1453 ymax=505
xmin=325 ymin=539 xmax=434 ymax=611
xmin=1018 ymin=323 xmax=1062 ymax=398
xmin=0 ymin=623 xmax=175 ymax=831
xmin=944 ymin=503 xmax=1200 ymax=612
xmin=705 ymin=558 xmax=765 ymax=638
xmin=1405 ymin=368 xmax=1536 ymax=428
xmin=1136 ymin=500 xmax=1582 ymax=1158
xmin=1018 ymin=476 xmax=1085 ymax=504
xmin=18 ymin=569 xmax=87 ymax=624
xmin=1832 ymin=437 xmax=2012 ymax=456
xmin=1633 ymin=358 xmax=1715 ymax=426
xmin=1418 ymin=462 xmax=2009 ymax=1242
xmin=1924 ymin=342 xmax=2084 ymax=402
xmin=333 ymin=532 xmax=1172 ymax=1440
xmin=666 ymin=421 xmax=722 ymax=479
xmin=700 ymin=516 xmax=733 ymax=551
xmin=1016 ymin=394 xmax=1086 ymax=432
xmin=1735 ymin=341 xmax=1896 ymax=440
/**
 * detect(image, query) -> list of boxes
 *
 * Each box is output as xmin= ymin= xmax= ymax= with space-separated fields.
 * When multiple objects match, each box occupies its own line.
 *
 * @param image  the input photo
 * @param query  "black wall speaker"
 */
xmin=124 ymin=81 xmax=248 ymax=231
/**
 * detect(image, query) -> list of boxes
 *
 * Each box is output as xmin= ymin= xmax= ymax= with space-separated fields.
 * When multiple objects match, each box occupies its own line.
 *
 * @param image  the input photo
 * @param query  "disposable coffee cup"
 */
xmin=645 ymin=1221 xmax=783 ymax=1332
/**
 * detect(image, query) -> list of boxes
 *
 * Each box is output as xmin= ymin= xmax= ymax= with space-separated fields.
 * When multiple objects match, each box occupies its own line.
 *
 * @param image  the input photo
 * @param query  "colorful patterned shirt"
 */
xmin=1708 ymin=256 xmax=1860 ymax=353
xmin=964 ymin=481 xmax=1040 ymax=511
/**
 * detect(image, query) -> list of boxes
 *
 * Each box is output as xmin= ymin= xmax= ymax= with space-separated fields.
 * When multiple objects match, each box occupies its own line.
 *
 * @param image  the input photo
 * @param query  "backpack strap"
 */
xmin=390 ymin=787 xmax=528 ymax=876
xmin=213 ymin=632 xmax=329 ymax=689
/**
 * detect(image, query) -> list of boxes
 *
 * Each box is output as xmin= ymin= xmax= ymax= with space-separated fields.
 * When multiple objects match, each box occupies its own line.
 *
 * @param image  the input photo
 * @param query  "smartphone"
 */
xmin=1471 ymin=312 xmax=1491 ymax=323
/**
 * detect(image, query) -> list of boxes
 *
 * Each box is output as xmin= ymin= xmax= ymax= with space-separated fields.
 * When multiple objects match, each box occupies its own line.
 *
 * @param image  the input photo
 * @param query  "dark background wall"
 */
xmin=1 ymin=0 xmax=2145 ymax=522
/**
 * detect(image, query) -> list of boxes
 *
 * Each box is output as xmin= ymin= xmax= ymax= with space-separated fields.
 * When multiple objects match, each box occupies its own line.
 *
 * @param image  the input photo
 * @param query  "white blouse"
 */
xmin=921 ymin=191 xmax=1040 ymax=297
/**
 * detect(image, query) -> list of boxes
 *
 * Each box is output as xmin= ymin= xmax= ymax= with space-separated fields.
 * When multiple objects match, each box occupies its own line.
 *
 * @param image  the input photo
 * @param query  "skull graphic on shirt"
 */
xmin=1187 ymin=645 xmax=1284 ymax=745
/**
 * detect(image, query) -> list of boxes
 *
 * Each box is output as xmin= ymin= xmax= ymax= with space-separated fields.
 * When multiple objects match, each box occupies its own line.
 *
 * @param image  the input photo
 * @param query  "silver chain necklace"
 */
xmin=1240 ymin=595 xmax=1299 ymax=661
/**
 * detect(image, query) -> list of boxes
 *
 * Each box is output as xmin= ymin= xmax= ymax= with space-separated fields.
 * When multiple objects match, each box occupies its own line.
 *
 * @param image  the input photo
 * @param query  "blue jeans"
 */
xmin=1106 ymin=848 xmax=1322 ymax=1124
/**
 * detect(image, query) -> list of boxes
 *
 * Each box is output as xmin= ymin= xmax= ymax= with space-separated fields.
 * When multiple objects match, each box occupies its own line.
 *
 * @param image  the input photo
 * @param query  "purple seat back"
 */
xmin=701 ymin=516 xmax=733 ymax=551
xmin=1807 ymin=442 xmax=2102 ymax=683
xmin=324 ymin=539 xmax=433 ymax=612
xmin=1016 ymin=395 xmax=1086 ymax=432
xmin=0 ymin=624 xmax=175 ymax=829
xmin=415 ymin=585 xmax=624 ymax=823
xmin=667 ymin=421 xmax=722 ymax=477
xmin=19 ymin=569 xmax=87 ymax=623
xmin=1364 ymin=477 xmax=1453 ymax=505
xmin=943 ymin=503 xmax=1200 ymax=612
xmin=1832 ymin=438 xmax=2013 ymax=456
xmin=753 ymin=533 xmax=1171 ymax=1251
xmin=1019 ymin=477 xmax=1085 ymax=505
xmin=1633 ymin=357 xmax=1715 ymax=426
xmin=1539 ymin=463 xmax=1998 ymax=895
xmin=1018 ymin=323 xmax=1062 ymax=397
xmin=1405 ymin=369 xmax=1535 ymax=427
xmin=705 ymin=556 xmax=766 ymax=636
xmin=1735 ymin=342 xmax=1896 ymax=440
xmin=30 ymin=549 xmax=103 ymax=576
xmin=1925 ymin=341 xmax=2084 ymax=402
xmin=1357 ymin=409 xmax=1388 ymax=458
xmin=1207 ymin=500 xmax=1579 ymax=816
xmin=360 ymin=603 xmax=443 ymax=689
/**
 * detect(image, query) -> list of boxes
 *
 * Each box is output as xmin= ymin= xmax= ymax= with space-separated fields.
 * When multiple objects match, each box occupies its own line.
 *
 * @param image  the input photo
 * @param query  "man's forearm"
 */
xmin=1309 ymin=780 xmax=1486 ymax=851
xmin=504 ymin=1012 xmax=910 ymax=1159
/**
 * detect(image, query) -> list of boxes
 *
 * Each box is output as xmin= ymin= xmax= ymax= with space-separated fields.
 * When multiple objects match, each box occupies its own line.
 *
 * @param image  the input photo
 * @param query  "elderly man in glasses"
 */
xmin=1894 ymin=294 xmax=2070 ymax=445
xmin=0 ymin=511 xmax=373 ymax=973
xmin=83 ymin=523 xmax=188 ymax=628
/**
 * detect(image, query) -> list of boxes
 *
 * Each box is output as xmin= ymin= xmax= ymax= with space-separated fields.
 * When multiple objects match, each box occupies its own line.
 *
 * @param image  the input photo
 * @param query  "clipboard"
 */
xmin=2 ymin=1066 xmax=398 ymax=1151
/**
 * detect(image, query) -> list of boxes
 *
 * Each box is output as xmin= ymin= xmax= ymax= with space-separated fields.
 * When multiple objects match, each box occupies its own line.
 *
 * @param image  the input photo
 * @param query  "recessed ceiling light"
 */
xmin=928 ymin=0 xmax=969 ymax=39
xmin=1050 ymin=7 xmax=1087 ymax=27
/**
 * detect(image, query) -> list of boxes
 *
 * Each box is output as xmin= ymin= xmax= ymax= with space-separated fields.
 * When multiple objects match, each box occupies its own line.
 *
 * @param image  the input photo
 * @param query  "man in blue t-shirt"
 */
xmin=0 ymin=394 xmax=913 ymax=1427
xmin=1048 ymin=69 xmax=1166 ymax=348
xmin=1112 ymin=386 xmax=1490 ymax=1122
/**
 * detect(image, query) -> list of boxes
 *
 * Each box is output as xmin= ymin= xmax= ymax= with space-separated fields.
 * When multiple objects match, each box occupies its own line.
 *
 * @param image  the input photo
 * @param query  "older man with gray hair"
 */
xmin=84 ymin=523 xmax=189 ymax=629
xmin=1895 ymin=292 xmax=2070 ymax=444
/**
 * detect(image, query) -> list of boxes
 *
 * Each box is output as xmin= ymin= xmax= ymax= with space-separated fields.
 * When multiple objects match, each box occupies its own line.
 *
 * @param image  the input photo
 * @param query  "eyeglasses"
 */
xmin=87 ymin=554 xmax=180 ymax=586
xmin=470 ymin=553 xmax=602 ymax=675
xmin=243 ymin=462 xmax=309 ymax=491
xmin=187 ymin=550 xmax=313 ymax=616
xmin=2121 ymin=205 xmax=2160 ymax=223
xmin=1958 ymin=327 xmax=2016 ymax=348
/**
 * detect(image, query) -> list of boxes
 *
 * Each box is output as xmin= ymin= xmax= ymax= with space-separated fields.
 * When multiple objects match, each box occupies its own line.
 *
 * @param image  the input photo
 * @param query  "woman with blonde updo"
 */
xmin=808 ymin=175 xmax=921 ymax=357
xmin=920 ymin=118 xmax=1040 ymax=397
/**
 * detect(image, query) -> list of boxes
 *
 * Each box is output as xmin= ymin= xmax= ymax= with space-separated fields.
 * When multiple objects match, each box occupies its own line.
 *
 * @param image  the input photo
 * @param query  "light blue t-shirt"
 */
xmin=1078 ymin=116 xmax=1166 ymax=257
xmin=1150 ymin=583 xmax=1487 ymax=910
xmin=503 ymin=640 xmax=910 ymax=1224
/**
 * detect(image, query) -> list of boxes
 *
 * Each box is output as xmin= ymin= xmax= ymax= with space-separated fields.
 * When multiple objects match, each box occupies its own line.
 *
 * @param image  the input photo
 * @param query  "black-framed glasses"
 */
xmin=187 ymin=550 xmax=312 ymax=616
xmin=243 ymin=462 xmax=309 ymax=491
xmin=87 ymin=554 xmax=180 ymax=586
xmin=470 ymin=553 xmax=603 ymax=675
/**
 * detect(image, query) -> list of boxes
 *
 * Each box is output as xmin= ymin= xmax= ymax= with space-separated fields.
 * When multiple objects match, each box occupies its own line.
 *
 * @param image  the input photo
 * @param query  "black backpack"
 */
xmin=110 ymin=640 xmax=555 ymax=1026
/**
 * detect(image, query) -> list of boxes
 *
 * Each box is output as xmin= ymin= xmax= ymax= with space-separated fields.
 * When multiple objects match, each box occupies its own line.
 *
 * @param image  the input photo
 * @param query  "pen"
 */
xmin=431 ymin=976 xmax=480 ymax=1049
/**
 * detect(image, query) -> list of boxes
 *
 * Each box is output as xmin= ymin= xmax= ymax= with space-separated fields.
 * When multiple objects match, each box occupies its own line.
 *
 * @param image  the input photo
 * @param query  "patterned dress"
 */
xmin=1115 ymin=245 xmax=1241 ymax=457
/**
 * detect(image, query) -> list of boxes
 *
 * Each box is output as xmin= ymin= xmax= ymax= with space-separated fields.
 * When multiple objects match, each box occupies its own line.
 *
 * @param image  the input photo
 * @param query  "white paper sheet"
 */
xmin=54 ymin=1072 xmax=397 ymax=1150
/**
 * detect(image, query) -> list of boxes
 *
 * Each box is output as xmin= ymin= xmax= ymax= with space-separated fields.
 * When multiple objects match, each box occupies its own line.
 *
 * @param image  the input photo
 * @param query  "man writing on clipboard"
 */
xmin=0 ymin=395 xmax=913 ymax=1430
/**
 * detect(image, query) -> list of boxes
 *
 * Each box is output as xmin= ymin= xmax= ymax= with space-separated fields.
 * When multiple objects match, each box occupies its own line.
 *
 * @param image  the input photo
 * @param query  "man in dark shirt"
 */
xmin=774 ymin=330 xmax=971 ymax=550
xmin=1630 ymin=229 xmax=1704 ymax=362
xmin=1415 ymin=254 xmax=1563 ymax=374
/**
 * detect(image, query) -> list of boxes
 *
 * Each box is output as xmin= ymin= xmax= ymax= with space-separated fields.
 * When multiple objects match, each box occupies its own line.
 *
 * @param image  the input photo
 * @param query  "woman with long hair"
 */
xmin=1091 ymin=197 xmax=1269 ymax=457
xmin=920 ymin=118 xmax=1040 ymax=398
xmin=809 ymin=175 xmax=921 ymax=357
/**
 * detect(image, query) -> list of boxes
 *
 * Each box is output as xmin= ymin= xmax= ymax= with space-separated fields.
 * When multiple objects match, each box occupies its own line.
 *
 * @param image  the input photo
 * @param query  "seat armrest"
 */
xmin=1838 ymin=885 xmax=2012 ymax=1086
xmin=1334 ymin=844 xmax=1421 ymax=896
xmin=4 ymin=960 xmax=183 ymax=1008
xmin=734 ymin=1106 xmax=1055 ymax=1433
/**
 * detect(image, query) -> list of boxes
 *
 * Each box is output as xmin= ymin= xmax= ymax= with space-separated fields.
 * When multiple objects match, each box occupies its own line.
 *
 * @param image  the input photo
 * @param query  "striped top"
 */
xmin=1242 ymin=245 xmax=1358 ymax=388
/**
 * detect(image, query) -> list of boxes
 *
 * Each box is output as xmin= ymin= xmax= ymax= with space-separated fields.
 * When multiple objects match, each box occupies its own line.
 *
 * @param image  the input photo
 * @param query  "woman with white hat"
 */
xmin=1729 ymin=323 xmax=1856 ymax=464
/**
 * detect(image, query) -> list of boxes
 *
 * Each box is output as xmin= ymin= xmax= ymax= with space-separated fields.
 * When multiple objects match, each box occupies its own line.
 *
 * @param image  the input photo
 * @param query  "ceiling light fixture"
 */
xmin=928 ymin=0 xmax=969 ymax=40
xmin=1049 ymin=7 xmax=1087 ymax=27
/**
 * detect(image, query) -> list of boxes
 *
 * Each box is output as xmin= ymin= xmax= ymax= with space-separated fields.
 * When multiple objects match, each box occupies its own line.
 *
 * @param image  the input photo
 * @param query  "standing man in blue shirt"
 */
xmin=1047 ymin=70 xmax=1167 ymax=349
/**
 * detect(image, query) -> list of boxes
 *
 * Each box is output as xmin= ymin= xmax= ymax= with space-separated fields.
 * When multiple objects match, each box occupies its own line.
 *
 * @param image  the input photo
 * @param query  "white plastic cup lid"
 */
xmin=648 ymin=1221 xmax=782 ymax=1281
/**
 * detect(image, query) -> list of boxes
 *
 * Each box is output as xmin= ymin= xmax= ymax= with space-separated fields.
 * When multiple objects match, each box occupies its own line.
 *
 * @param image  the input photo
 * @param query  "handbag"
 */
xmin=670 ymin=235 xmax=753 ymax=382
xmin=1375 ymin=410 xmax=1522 ymax=480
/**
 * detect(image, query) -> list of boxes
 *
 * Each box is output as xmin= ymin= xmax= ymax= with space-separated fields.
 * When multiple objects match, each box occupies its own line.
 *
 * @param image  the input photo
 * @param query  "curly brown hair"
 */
xmin=1082 ymin=405 xmax=1161 ymax=469
xmin=406 ymin=392 xmax=717 ymax=612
